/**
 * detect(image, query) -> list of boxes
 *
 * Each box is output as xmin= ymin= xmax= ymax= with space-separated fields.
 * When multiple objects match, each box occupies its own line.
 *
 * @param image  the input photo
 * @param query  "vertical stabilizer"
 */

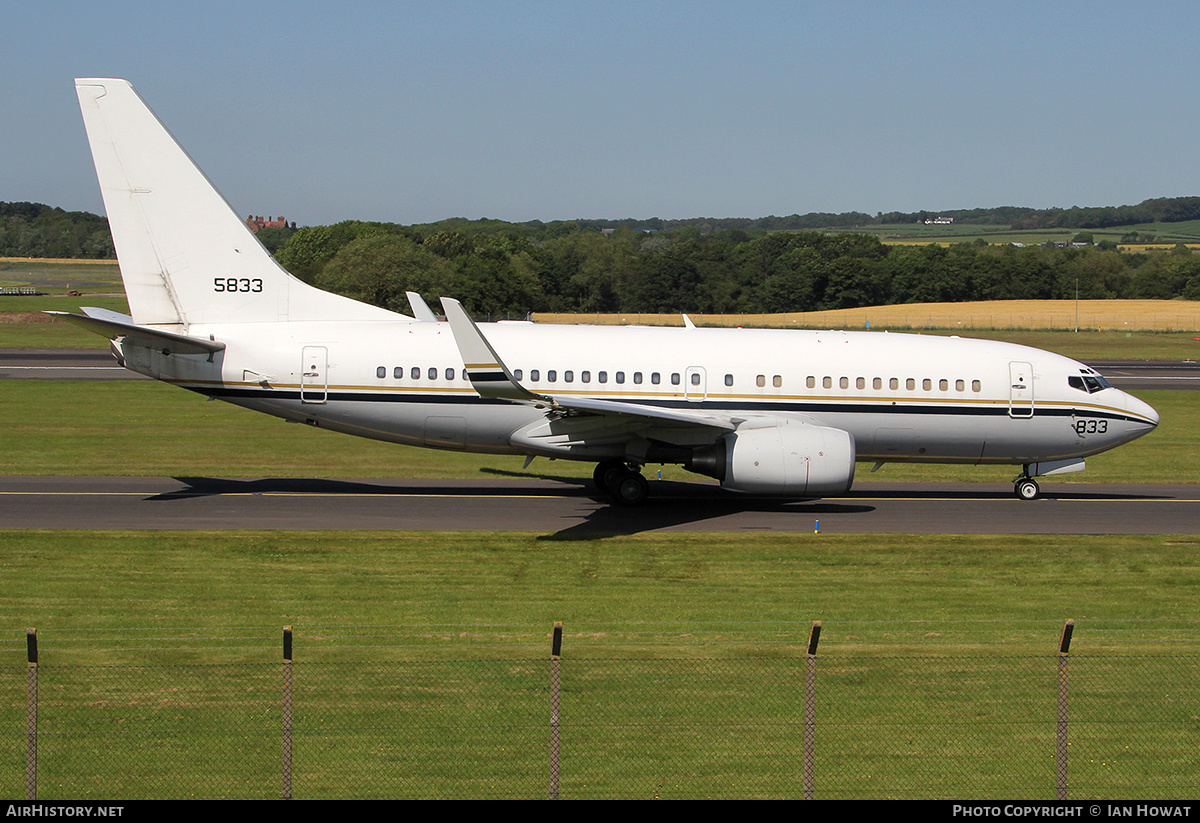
xmin=75 ymin=79 xmax=395 ymax=327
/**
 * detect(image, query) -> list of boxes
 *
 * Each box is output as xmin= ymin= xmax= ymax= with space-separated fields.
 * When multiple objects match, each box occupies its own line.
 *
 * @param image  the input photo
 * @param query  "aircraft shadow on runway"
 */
xmin=474 ymin=467 xmax=878 ymax=538
xmin=150 ymin=476 xmax=589 ymax=500
xmin=539 ymin=497 xmax=877 ymax=540
xmin=148 ymin=475 xmax=875 ymax=538
xmin=145 ymin=475 xmax=1173 ymax=539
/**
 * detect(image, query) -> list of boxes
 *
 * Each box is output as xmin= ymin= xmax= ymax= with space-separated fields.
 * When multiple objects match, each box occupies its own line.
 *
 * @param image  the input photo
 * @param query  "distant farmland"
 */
xmin=537 ymin=299 xmax=1200 ymax=333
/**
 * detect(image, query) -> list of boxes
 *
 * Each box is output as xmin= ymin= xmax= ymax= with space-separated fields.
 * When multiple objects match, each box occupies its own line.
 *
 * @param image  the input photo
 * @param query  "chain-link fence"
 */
xmin=2 ymin=623 xmax=1197 ymax=799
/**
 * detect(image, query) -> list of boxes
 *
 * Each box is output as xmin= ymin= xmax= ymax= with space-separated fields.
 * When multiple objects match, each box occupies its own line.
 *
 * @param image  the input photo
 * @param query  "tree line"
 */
xmin=6 ymin=199 xmax=1200 ymax=315
xmin=275 ymin=219 xmax=1200 ymax=316
xmin=0 ymin=202 xmax=114 ymax=259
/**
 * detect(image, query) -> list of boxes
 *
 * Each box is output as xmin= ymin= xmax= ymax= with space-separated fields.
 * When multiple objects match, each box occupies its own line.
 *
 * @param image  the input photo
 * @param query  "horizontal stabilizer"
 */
xmin=45 ymin=310 xmax=225 ymax=356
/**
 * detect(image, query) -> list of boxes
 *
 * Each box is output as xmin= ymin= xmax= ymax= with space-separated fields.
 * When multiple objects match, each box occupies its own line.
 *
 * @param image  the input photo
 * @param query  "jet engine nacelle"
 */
xmin=688 ymin=421 xmax=856 ymax=497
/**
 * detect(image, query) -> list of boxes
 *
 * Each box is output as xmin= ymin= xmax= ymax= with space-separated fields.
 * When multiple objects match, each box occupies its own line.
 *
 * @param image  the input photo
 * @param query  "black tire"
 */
xmin=1015 ymin=478 xmax=1040 ymax=501
xmin=592 ymin=460 xmax=628 ymax=494
xmin=611 ymin=471 xmax=649 ymax=506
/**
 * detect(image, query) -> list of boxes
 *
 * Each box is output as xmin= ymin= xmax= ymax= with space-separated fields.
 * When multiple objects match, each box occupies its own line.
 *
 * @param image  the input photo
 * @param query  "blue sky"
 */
xmin=5 ymin=1 xmax=1200 ymax=226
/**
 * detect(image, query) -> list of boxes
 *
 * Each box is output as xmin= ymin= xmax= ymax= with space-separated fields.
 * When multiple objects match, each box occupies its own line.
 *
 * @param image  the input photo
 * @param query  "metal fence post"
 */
xmin=804 ymin=621 xmax=821 ymax=800
xmin=282 ymin=626 xmax=293 ymax=800
xmin=26 ymin=628 xmax=37 ymax=801
xmin=1056 ymin=619 xmax=1073 ymax=801
xmin=549 ymin=622 xmax=563 ymax=800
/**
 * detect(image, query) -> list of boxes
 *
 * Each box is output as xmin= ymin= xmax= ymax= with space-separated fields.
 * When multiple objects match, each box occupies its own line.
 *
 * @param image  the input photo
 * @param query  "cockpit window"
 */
xmin=1069 ymin=371 xmax=1112 ymax=393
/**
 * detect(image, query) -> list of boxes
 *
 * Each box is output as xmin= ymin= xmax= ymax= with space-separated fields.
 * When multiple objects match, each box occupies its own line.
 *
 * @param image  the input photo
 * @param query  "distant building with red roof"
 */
xmin=246 ymin=215 xmax=294 ymax=232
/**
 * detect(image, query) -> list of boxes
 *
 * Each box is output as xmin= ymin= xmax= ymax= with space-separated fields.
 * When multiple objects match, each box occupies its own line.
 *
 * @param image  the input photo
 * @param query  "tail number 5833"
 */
xmin=213 ymin=278 xmax=263 ymax=293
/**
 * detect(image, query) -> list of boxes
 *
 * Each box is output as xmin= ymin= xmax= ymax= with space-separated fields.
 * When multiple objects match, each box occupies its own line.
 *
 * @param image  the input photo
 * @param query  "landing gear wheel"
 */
xmin=593 ymin=460 xmax=629 ymax=494
xmin=1015 ymin=477 xmax=1040 ymax=501
xmin=610 ymin=470 xmax=649 ymax=506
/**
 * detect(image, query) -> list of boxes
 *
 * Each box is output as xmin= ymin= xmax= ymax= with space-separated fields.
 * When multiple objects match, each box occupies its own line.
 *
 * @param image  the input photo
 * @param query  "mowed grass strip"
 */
xmin=0 ymin=381 xmax=1187 ymax=484
xmin=0 ymin=531 xmax=1197 ymax=658
xmin=1 ymin=531 xmax=1197 ymax=799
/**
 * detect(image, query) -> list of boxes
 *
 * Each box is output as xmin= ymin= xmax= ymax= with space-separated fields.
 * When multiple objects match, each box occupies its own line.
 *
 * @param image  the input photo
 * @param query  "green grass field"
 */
xmin=2 ymin=530 xmax=1195 ymax=652
xmin=1 ymin=530 xmax=1196 ymax=798
xmin=847 ymin=218 xmax=1200 ymax=247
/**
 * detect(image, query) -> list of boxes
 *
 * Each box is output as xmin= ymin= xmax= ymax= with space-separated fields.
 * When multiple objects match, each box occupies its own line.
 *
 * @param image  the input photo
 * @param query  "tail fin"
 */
xmin=75 ymin=79 xmax=394 ymax=328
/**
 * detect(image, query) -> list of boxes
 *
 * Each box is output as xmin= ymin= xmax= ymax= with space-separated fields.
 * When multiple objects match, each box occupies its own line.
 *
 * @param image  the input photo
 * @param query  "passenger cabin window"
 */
xmin=773 ymin=375 xmax=782 ymax=388
xmin=394 ymin=366 xmax=404 ymax=379
xmin=377 ymin=366 xmax=386 ymax=379
xmin=724 ymin=374 xmax=734 ymax=387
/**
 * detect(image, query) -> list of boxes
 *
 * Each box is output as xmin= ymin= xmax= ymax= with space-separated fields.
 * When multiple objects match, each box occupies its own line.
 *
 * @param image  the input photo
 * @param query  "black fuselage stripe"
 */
xmin=190 ymin=385 xmax=1147 ymax=424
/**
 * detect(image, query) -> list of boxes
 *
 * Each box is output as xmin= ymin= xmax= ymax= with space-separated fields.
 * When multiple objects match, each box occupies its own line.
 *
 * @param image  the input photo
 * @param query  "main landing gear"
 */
xmin=593 ymin=460 xmax=649 ymax=506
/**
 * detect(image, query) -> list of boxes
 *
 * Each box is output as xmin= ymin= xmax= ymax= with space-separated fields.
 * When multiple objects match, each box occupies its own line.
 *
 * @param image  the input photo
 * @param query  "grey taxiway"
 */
xmin=1 ymin=475 xmax=1197 ymax=536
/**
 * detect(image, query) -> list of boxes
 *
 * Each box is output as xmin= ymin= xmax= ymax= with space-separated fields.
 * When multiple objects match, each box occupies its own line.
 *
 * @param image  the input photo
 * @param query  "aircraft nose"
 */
xmin=1124 ymin=391 xmax=1159 ymax=429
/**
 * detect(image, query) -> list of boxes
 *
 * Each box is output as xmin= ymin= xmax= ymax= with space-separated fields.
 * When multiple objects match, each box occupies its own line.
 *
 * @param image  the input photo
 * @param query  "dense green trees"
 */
xmin=7 ymin=200 xmax=1200 ymax=316
xmin=0 ymin=202 xmax=113 ymax=258
xmin=273 ymin=222 xmax=1200 ymax=316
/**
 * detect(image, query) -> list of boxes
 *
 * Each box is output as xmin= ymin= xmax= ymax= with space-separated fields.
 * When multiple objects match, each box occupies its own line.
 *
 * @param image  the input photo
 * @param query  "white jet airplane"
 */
xmin=55 ymin=79 xmax=1159 ymax=505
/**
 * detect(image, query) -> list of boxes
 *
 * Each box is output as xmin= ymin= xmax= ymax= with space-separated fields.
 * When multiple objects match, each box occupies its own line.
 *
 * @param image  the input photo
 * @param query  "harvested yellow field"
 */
xmin=535 ymin=300 xmax=1200 ymax=332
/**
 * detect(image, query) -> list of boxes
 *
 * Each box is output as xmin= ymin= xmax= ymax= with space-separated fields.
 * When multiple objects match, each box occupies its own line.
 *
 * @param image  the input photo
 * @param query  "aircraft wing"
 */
xmin=440 ymin=297 xmax=735 ymax=433
xmin=45 ymin=308 xmax=226 ymax=356
xmin=544 ymin=394 xmax=737 ymax=431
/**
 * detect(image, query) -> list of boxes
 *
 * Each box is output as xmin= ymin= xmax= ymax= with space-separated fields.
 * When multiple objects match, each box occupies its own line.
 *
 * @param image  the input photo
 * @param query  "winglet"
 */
xmin=440 ymin=298 xmax=544 ymax=402
xmin=406 ymin=291 xmax=439 ymax=322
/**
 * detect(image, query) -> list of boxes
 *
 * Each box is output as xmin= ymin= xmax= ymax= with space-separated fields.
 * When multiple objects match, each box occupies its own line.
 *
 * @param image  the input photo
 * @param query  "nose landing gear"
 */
xmin=1014 ymin=475 xmax=1040 ymax=501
